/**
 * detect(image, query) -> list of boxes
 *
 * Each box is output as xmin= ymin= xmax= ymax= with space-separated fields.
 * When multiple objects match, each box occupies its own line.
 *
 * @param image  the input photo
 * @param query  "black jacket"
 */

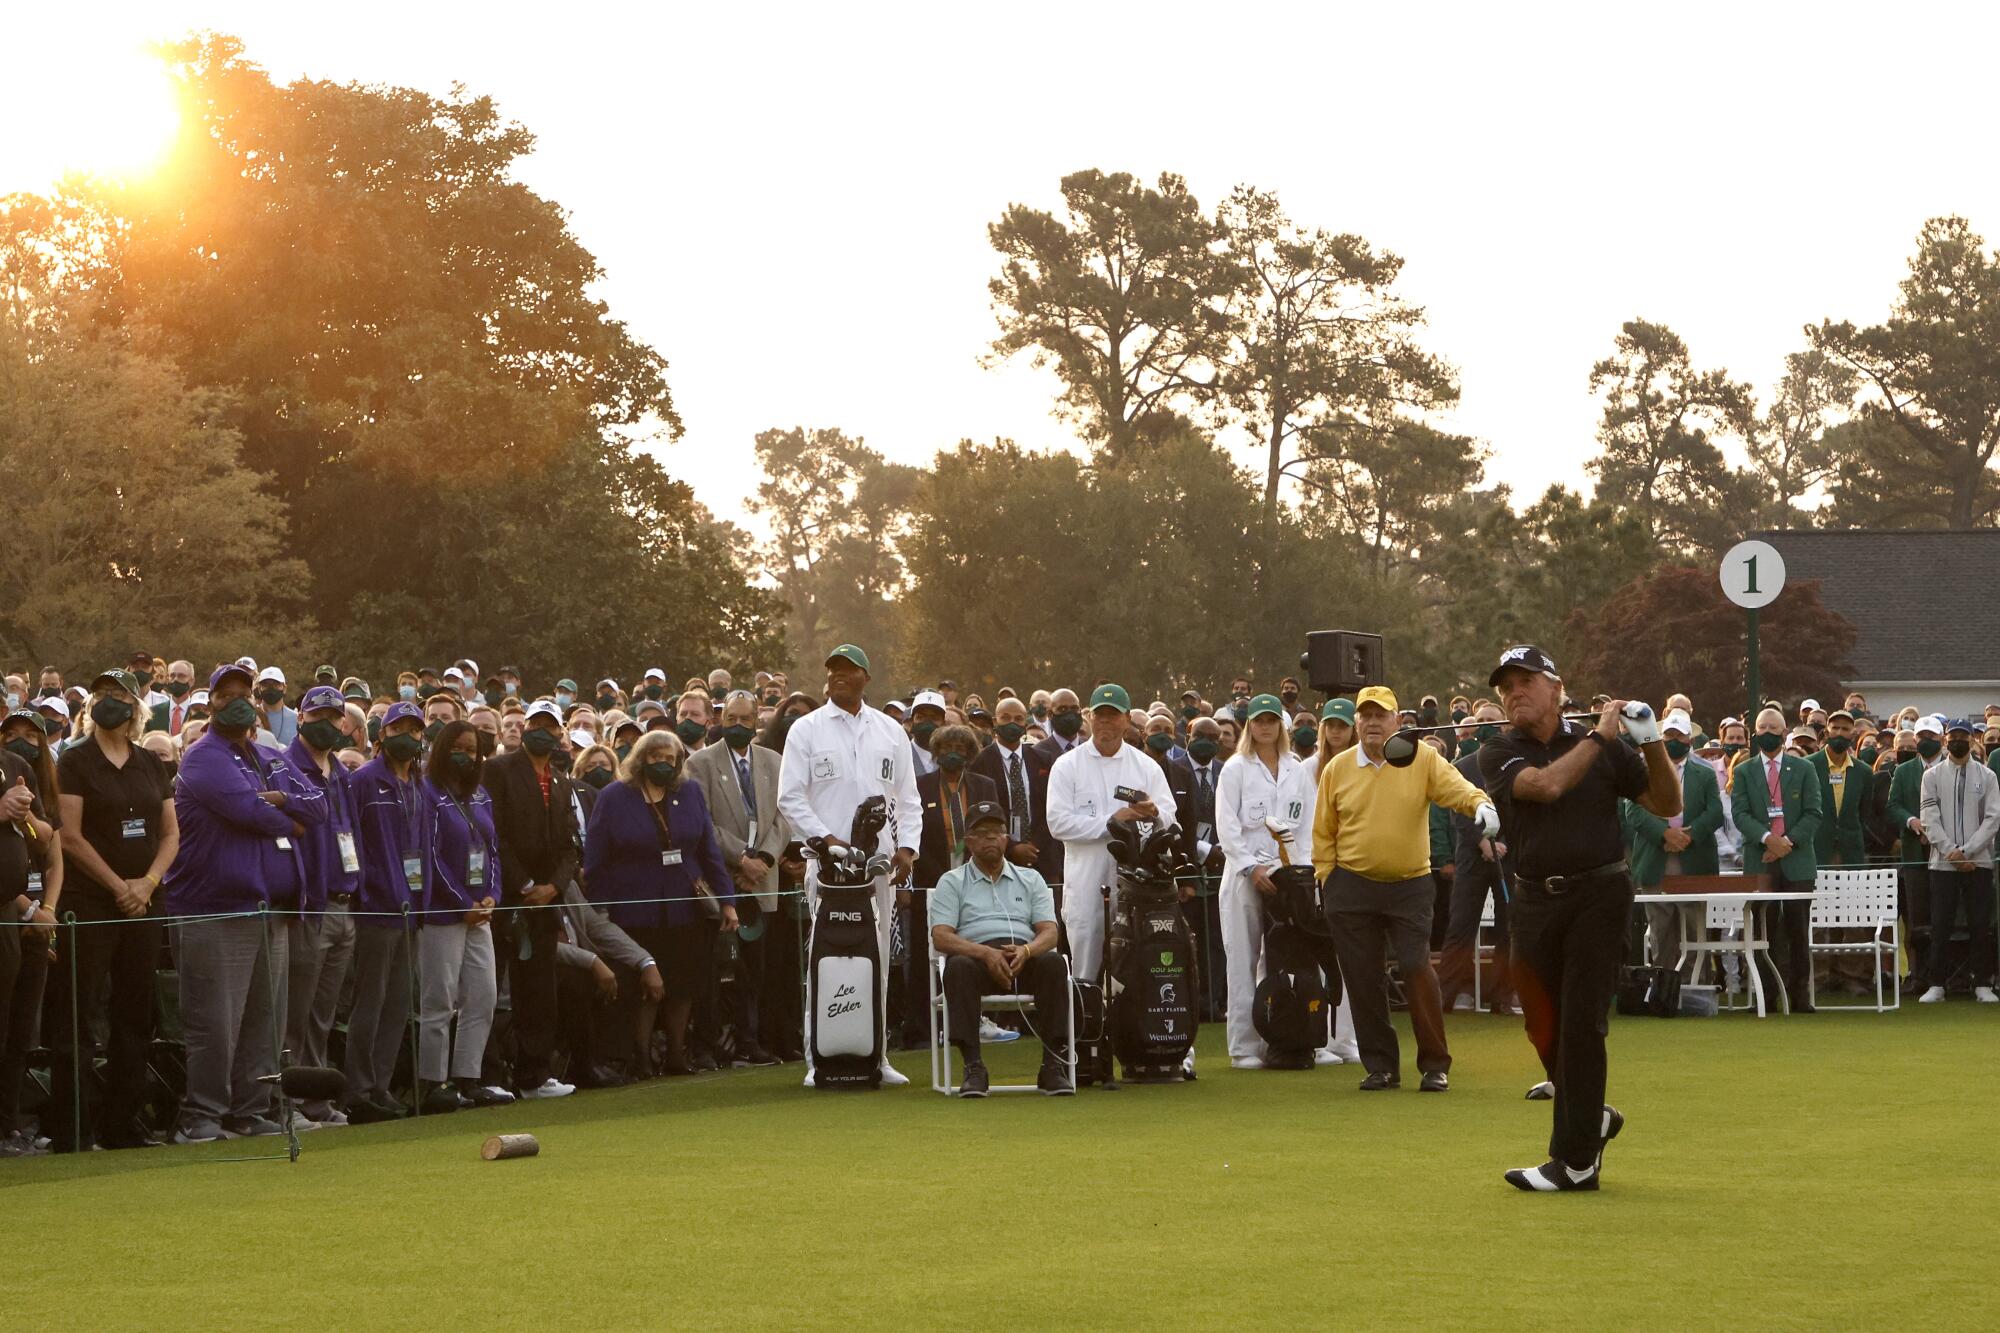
xmin=483 ymin=749 xmax=580 ymax=911
xmin=971 ymin=740 xmax=1053 ymax=861
xmin=914 ymin=769 xmax=1000 ymax=890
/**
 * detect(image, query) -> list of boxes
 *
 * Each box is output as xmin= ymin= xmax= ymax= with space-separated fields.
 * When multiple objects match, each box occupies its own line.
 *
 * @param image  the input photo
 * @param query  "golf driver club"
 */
xmin=1378 ymin=712 xmax=1622 ymax=767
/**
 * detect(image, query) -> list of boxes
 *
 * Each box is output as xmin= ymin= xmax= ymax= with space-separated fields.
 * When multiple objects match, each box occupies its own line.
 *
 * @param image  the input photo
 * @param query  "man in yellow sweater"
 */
xmin=1314 ymin=686 xmax=1498 ymax=1091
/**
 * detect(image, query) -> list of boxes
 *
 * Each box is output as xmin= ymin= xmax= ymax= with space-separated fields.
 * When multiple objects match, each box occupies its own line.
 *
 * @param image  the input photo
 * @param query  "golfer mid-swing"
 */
xmin=1479 ymin=646 xmax=1681 ymax=1192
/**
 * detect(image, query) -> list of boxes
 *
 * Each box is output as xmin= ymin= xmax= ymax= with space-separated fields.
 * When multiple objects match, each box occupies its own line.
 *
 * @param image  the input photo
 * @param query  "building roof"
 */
xmin=1757 ymin=529 xmax=2000 ymax=682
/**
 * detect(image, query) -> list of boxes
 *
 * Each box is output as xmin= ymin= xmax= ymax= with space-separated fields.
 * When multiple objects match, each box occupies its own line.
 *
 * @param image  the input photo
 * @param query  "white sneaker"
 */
xmin=1975 ymin=986 xmax=1999 ymax=1003
xmin=1326 ymin=1042 xmax=1361 ymax=1064
xmin=1313 ymin=1048 xmax=1342 ymax=1066
xmin=1181 ymin=1049 xmax=1197 ymax=1078
xmin=521 ymin=1078 xmax=573 ymax=1099
xmin=1918 ymin=986 xmax=1946 ymax=1004
xmin=1451 ymin=995 xmax=1476 ymax=1012
xmin=284 ymin=1109 xmax=322 ymax=1134
xmin=1526 ymin=1080 xmax=1555 ymax=1101
xmin=802 ymin=1069 xmax=816 ymax=1088
xmin=978 ymin=1016 xmax=1020 ymax=1043
xmin=479 ymin=1085 xmax=518 ymax=1104
xmin=1230 ymin=1055 xmax=1266 ymax=1070
xmin=878 ymin=1063 xmax=909 ymax=1087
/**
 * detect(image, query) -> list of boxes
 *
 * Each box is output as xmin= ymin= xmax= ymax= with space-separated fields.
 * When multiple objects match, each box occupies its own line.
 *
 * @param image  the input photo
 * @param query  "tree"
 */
xmin=1215 ymin=186 xmax=1456 ymax=536
xmin=1586 ymin=319 xmax=1758 ymax=551
xmin=748 ymin=427 xmax=918 ymax=688
xmin=1811 ymin=216 xmax=2000 ymax=528
xmin=1561 ymin=566 xmax=1856 ymax=722
xmin=0 ymin=309 xmax=315 ymax=675
xmin=1300 ymin=418 xmax=1486 ymax=580
xmin=987 ymin=170 xmax=1240 ymax=461
xmin=1748 ymin=347 xmax=1857 ymax=523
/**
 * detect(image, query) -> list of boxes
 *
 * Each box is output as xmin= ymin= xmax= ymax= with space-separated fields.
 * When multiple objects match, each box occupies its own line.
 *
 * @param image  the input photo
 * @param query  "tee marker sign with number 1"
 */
xmin=1720 ymin=538 xmax=1786 ymax=723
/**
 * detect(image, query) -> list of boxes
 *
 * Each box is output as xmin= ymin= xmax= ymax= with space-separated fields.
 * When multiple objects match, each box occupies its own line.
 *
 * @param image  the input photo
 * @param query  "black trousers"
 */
xmin=1437 ymin=856 xmax=1512 ymax=1007
xmin=1751 ymin=872 xmax=1813 ymax=1002
xmin=505 ymin=911 xmax=560 ymax=1088
xmin=942 ymin=949 xmax=1070 ymax=1063
xmin=0 ymin=924 xmax=48 ymax=1132
xmin=45 ymin=894 xmax=162 ymax=1150
xmin=761 ymin=907 xmax=805 ymax=1056
xmin=1901 ymin=864 xmax=1932 ymax=961
xmin=1325 ymin=869 xmax=1449 ymax=1076
xmin=723 ymin=929 xmax=767 ymax=1049
xmin=1924 ymin=869 xmax=1996 ymax=988
xmin=1509 ymin=870 xmax=1633 ymax=1170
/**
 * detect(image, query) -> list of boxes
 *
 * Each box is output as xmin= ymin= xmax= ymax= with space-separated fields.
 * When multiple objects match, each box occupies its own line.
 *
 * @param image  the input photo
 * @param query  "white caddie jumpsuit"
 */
xmin=1045 ymin=740 xmax=1182 ymax=983
xmin=1215 ymin=748 xmax=1318 ymax=1061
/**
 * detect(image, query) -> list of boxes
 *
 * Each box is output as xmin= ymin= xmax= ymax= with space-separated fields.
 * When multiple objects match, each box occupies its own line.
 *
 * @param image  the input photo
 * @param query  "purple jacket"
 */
xmin=421 ymin=778 xmax=500 ymax=921
xmin=164 ymin=734 xmax=327 ymax=916
xmin=350 ymin=754 xmax=425 ymax=926
xmin=582 ymin=778 xmax=733 ymax=929
xmin=285 ymin=737 xmax=361 ymax=912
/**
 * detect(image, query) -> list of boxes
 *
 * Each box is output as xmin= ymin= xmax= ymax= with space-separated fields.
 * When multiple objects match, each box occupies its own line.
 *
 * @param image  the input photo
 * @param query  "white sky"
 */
xmin=7 ymin=2 xmax=1998 ymax=530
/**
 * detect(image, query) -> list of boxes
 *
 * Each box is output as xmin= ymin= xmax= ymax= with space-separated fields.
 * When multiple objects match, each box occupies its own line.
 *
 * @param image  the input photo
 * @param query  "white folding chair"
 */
xmin=1808 ymin=868 xmax=1901 ymax=1012
xmin=927 ymin=936 xmax=1077 ymax=1095
xmin=1679 ymin=897 xmax=1773 ymax=1016
xmin=1472 ymin=891 xmax=1497 ymax=1012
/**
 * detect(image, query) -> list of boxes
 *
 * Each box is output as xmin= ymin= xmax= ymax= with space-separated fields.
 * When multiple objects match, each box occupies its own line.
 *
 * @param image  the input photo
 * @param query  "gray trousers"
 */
xmin=285 ymin=904 xmax=356 ymax=1113
xmin=1645 ymin=901 xmax=1701 ymax=970
xmin=344 ymin=924 xmax=413 ymax=1106
xmin=417 ymin=921 xmax=496 ymax=1083
xmin=174 ymin=916 xmax=288 ymax=1126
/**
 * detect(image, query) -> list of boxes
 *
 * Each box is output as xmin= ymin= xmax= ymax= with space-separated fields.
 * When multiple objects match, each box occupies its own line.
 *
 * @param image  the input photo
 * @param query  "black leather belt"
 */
xmin=1519 ymin=860 xmax=1628 ymax=894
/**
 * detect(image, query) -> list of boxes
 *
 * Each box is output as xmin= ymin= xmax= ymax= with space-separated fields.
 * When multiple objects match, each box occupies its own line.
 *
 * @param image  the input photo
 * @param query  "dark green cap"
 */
xmin=1320 ymin=698 xmax=1356 ymax=725
xmin=1089 ymin=683 xmax=1131 ymax=713
xmin=90 ymin=668 xmax=144 ymax=699
xmin=826 ymin=644 xmax=870 ymax=672
xmin=1245 ymin=693 xmax=1285 ymax=721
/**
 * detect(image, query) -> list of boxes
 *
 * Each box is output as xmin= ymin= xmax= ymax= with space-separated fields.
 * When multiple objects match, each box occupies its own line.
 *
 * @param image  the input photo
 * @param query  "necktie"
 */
xmin=1196 ymin=767 xmax=1213 ymax=826
xmin=1767 ymin=759 xmax=1785 ymax=838
xmin=171 ymin=704 xmax=183 ymax=736
xmin=736 ymin=753 xmax=756 ymax=821
xmin=1008 ymin=752 xmax=1029 ymax=825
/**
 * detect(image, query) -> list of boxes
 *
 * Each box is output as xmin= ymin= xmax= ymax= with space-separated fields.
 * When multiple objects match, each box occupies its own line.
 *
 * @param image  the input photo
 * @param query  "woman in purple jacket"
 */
xmin=583 ymin=731 xmax=735 ymax=1075
xmin=341 ymin=700 xmax=427 ymax=1122
xmin=415 ymin=720 xmax=507 ymax=1113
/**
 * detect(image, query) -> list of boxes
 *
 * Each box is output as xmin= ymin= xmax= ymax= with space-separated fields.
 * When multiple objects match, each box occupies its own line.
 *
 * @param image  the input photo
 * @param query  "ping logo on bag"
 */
xmin=829 ymin=910 xmax=863 ymax=922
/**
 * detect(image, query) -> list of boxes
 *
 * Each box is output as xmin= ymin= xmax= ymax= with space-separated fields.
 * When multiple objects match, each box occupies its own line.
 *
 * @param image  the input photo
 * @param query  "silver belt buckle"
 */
xmin=1543 ymin=872 xmax=1573 ymax=895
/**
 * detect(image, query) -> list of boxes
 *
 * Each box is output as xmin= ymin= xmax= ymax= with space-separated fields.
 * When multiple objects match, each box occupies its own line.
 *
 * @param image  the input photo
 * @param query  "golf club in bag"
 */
xmin=1251 ymin=819 xmax=1334 ymax=1070
xmin=1101 ymin=810 xmax=1200 ymax=1084
xmin=804 ymin=795 xmax=892 ymax=1089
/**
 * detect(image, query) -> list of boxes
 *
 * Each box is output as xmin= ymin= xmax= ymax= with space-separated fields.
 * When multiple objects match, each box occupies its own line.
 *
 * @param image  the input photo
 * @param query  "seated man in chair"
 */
xmin=929 ymin=800 xmax=1073 ymax=1098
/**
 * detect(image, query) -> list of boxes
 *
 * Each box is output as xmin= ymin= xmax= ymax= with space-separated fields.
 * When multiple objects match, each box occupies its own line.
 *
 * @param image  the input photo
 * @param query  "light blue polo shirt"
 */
xmin=928 ymin=857 xmax=1056 ymax=946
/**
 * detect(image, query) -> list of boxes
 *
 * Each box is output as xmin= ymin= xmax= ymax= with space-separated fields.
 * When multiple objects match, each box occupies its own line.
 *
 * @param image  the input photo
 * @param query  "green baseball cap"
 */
xmin=1089 ymin=683 xmax=1131 ymax=713
xmin=1245 ymin=693 xmax=1285 ymax=721
xmin=90 ymin=668 xmax=144 ymax=698
xmin=1320 ymin=698 xmax=1356 ymax=725
xmin=825 ymin=644 xmax=870 ymax=672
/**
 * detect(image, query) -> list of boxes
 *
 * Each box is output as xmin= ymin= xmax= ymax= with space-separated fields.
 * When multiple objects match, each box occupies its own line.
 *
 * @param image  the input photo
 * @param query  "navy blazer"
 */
xmin=582 ymin=777 xmax=733 ymax=929
xmin=915 ymin=769 xmax=1000 ymax=890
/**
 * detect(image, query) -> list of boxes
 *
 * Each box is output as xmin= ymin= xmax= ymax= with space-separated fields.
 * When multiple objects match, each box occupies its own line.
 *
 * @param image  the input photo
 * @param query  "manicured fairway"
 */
xmin=6 ymin=1005 xmax=1994 ymax=1330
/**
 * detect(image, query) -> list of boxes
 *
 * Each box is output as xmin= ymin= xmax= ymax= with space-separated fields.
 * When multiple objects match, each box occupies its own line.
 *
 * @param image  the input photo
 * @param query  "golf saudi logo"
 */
xmin=1159 ymin=950 xmax=1173 ymax=966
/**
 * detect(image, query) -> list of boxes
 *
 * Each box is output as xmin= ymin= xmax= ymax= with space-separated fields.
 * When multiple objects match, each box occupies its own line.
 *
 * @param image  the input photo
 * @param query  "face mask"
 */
xmin=521 ymin=729 xmax=559 ymax=757
xmin=1456 ymin=736 xmax=1480 ymax=759
xmin=164 ymin=680 xmax=190 ymax=699
xmin=1031 ymin=706 xmax=1048 ymax=721
xmin=1143 ymin=733 xmax=1173 ymax=754
xmin=91 ymin=698 xmax=135 ymax=731
xmin=424 ymin=721 xmax=445 ymax=746
xmin=367 ymin=717 xmax=382 ymax=743
xmin=598 ymin=694 xmax=618 ymax=711
xmin=3 ymin=693 xmax=17 ymax=710
xmin=1051 ymin=712 xmax=1082 ymax=739
xmin=503 ymin=682 xmax=518 ymax=696
xmin=996 ymin=722 xmax=1026 ymax=745
xmin=674 ymin=719 xmax=707 ymax=746
xmin=1476 ymin=723 xmax=1500 ymax=743
xmin=1857 ymin=747 xmax=1879 ymax=767
xmin=1181 ymin=706 xmax=1199 ymax=720
xmin=938 ymin=752 xmax=968 ymax=773
xmin=1292 ymin=725 xmax=1316 ymax=748
xmin=643 ymin=760 xmax=677 ymax=787
xmin=1917 ymin=738 xmax=1942 ymax=760
xmin=213 ymin=696 xmax=259 ymax=733
xmin=1753 ymin=733 xmax=1783 ymax=755
xmin=34 ymin=687 xmax=56 ymax=700
xmin=644 ymin=685 xmax=664 ymax=701
xmin=257 ymin=687 xmax=285 ymax=705
xmin=554 ymin=693 xmax=573 ymax=710
xmin=722 ymin=724 xmax=756 ymax=750
xmin=1189 ymin=738 xmax=1220 ymax=763
xmin=1664 ymin=739 xmax=1690 ymax=761
xmin=1450 ymin=709 xmax=1467 ymax=724
xmin=482 ymin=689 xmax=504 ymax=708
xmin=385 ymin=735 xmax=422 ymax=768
xmin=445 ymin=751 xmax=478 ymax=781
xmin=1722 ymin=742 xmax=1743 ymax=757
xmin=475 ymin=730 xmax=497 ymax=758
xmin=416 ymin=684 xmax=439 ymax=700
xmin=300 ymin=719 xmax=344 ymax=751
xmin=582 ymin=766 xmax=614 ymax=790
xmin=1281 ymin=691 xmax=1298 ymax=704
xmin=161 ymin=759 xmax=179 ymax=783
xmin=1947 ymin=738 xmax=1971 ymax=759
xmin=4 ymin=738 xmax=39 ymax=764
xmin=1896 ymin=750 xmax=1917 ymax=765
xmin=615 ymin=743 xmax=633 ymax=761
xmin=1419 ymin=706 xmax=1438 ymax=725
xmin=399 ymin=684 xmax=417 ymax=700
xmin=1827 ymin=735 xmax=1851 ymax=755
xmin=912 ymin=722 xmax=937 ymax=748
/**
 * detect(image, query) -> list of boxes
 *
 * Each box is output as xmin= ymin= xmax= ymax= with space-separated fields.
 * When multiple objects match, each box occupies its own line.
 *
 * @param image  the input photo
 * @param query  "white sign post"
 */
xmin=1720 ymin=539 xmax=1787 ymax=721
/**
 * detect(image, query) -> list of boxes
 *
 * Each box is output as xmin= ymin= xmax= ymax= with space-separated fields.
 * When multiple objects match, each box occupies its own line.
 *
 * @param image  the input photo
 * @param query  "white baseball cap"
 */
xmin=1800 ymin=698 xmax=1821 ymax=712
xmin=1916 ymin=714 xmax=1945 ymax=736
xmin=1661 ymin=709 xmax=1693 ymax=736
xmin=644 ymin=667 xmax=666 ymax=682
xmin=442 ymin=667 xmax=466 ymax=683
xmin=256 ymin=666 xmax=286 ymax=685
xmin=235 ymin=656 xmax=259 ymax=672
xmin=911 ymin=690 xmax=946 ymax=713
xmin=524 ymin=700 xmax=563 ymax=726
xmin=34 ymin=696 xmax=70 ymax=720
xmin=568 ymin=729 xmax=597 ymax=749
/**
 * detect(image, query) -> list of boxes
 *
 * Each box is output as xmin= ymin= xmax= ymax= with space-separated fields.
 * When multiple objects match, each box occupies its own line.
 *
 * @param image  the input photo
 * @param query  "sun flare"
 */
xmin=0 ymin=42 xmax=181 ymax=192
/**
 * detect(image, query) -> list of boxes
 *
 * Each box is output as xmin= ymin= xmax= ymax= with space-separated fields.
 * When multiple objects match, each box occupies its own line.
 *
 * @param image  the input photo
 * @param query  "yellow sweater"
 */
xmin=1313 ymin=743 xmax=1488 ymax=883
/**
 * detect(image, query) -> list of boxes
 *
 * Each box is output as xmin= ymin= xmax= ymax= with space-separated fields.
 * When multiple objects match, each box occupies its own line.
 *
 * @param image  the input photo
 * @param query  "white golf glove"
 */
xmin=1475 ymin=803 xmax=1501 ymax=839
xmin=1620 ymin=701 xmax=1661 ymax=746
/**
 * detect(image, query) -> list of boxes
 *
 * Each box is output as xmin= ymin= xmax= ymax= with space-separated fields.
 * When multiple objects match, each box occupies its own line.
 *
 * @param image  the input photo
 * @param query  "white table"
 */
xmin=1632 ymin=890 xmax=1816 ymax=1017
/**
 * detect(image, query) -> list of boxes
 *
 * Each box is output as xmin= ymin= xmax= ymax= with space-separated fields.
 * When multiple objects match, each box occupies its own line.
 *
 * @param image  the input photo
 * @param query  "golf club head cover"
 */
xmin=1620 ymin=701 xmax=1661 ymax=746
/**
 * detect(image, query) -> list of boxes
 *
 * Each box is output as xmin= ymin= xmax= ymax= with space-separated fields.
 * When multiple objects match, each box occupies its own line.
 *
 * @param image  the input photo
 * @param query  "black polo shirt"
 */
xmin=1477 ymin=718 xmax=1648 ymax=881
xmin=57 ymin=737 xmax=172 ymax=888
xmin=0 ymin=749 xmax=50 ymax=901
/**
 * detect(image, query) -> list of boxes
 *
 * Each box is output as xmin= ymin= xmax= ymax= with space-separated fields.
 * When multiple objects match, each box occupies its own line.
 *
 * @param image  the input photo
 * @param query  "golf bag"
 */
xmin=1252 ymin=865 xmax=1332 ymax=1069
xmin=1102 ymin=818 xmax=1200 ymax=1083
xmin=807 ymin=797 xmax=891 ymax=1089
xmin=1071 ymin=969 xmax=1111 ymax=1088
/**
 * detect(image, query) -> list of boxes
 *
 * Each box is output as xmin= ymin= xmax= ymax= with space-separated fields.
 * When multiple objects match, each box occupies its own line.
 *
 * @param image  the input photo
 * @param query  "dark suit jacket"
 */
xmin=1027 ymin=735 xmax=1083 ymax=885
xmin=1807 ymin=749 xmax=1871 ymax=867
xmin=972 ymin=739 xmax=1053 ymax=865
xmin=483 ymin=748 xmax=581 ymax=917
xmin=914 ymin=769 xmax=1000 ymax=890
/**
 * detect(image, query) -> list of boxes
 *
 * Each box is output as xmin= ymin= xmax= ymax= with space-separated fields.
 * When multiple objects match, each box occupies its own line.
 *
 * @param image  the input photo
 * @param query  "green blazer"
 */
xmin=1885 ymin=758 xmax=1934 ymax=866
xmin=1732 ymin=751 xmax=1823 ymax=883
xmin=1624 ymin=758 xmax=1723 ymax=885
xmin=146 ymin=699 xmax=171 ymax=734
xmin=1807 ymin=749 xmax=1870 ymax=867
xmin=1428 ymin=801 xmax=1456 ymax=871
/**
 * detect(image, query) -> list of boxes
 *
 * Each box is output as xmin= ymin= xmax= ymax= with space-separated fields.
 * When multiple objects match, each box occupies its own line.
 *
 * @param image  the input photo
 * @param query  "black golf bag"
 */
xmin=807 ymin=797 xmax=891 ymax=1089
xmin=1252 ymin=865 xmax=1332 ymax=1069
xmin=1102 ymin=819 xmax=1200 ymax=1083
